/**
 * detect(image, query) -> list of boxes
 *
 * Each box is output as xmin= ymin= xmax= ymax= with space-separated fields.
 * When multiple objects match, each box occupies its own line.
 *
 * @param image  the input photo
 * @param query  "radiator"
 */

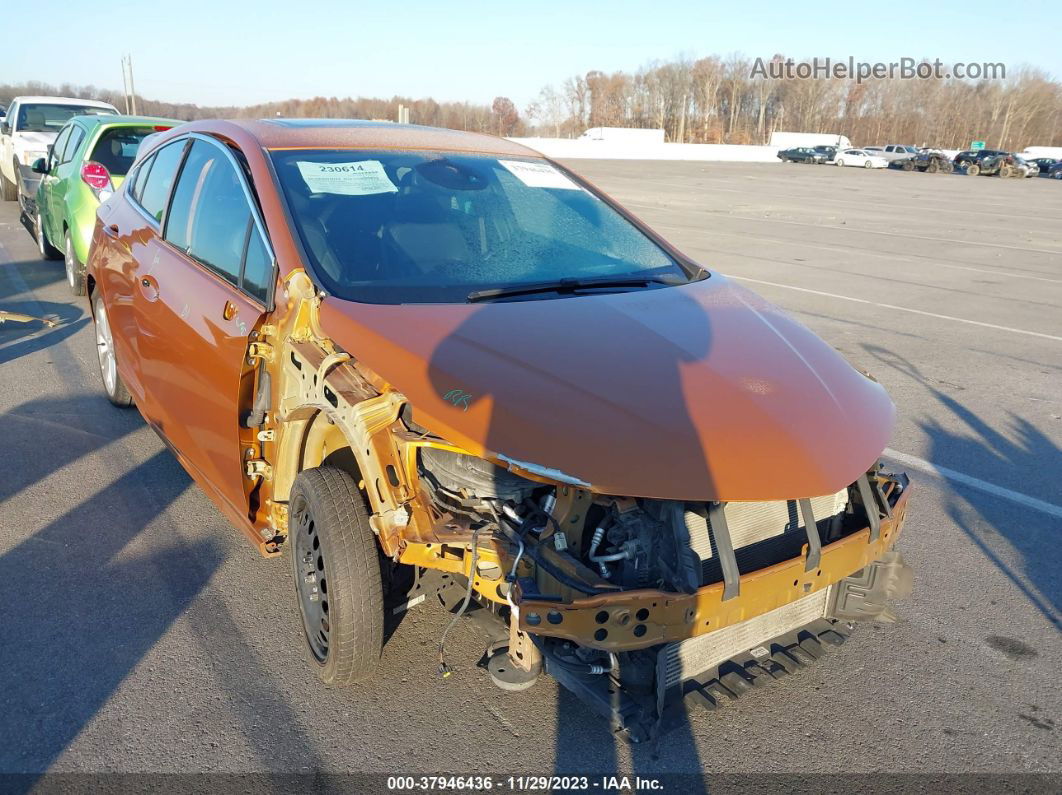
xmin=660 ymin=587 xmax=831 ymax=688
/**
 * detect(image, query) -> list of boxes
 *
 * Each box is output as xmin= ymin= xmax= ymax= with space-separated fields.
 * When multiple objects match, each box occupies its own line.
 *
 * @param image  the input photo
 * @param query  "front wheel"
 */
xmin=967 ymin=164 xmax=980 ymax=176
xmin=93 ymin=295 xmax=134 ymax=407
xmin=865 ymin=160 xmax=874 ymax=169
xmin=836 ymin=159 xmax=845 ymax=167
xmin=65 ymin=230 xmax=86 ymax=296
xmin=289 ymin=466 xmax=384 ymax=686
xmin=36 ymin=209 xmax=62 ymax=260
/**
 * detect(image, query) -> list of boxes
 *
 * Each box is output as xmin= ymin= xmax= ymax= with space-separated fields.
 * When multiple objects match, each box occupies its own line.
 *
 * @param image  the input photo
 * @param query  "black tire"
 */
xmin=289 ymin=466 xmax=384 ymax=686
xmin=1 ymin=166 xmax=16 ymax=201
xmin=902 ymin=160 xmax=915 ymax=171
xmin=64 ymin=230 xmax=86 ymax=295
xmin=927 ymin=162 xmax=938 ymax=173
xmin=967 ymin=164 xmax=980 ymax=176
xmin=92 ymin=294 xmax=134 ymax=407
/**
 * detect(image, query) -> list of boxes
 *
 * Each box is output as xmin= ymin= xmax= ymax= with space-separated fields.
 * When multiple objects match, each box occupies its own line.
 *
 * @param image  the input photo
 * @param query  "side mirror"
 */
xmin=31 ymin=158 xmax=47 ymax=174
xmin=0 ymin=122 xmax=9 ymax=135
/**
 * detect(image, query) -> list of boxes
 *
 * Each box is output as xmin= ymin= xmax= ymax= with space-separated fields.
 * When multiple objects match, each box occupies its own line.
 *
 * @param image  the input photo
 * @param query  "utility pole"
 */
xmin=121 ymin=55 xmax=138 ymax=115
xmin=127 ymin=55 xmax=137 ymax=115
xmin=120 ymin=56 xmax=130 ymax=113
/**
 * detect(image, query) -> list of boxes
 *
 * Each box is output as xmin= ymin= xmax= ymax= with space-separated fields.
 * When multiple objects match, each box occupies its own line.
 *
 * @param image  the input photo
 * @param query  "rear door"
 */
xmin=94 ymin=137 xmax=189 ymax=403
xmin=134 ymin=135 xmax=275 ymax=518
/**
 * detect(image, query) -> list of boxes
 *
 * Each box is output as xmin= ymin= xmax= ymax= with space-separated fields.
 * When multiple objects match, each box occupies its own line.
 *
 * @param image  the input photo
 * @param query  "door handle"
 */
xmin=102 ymin=223 xmax=119 ymax=239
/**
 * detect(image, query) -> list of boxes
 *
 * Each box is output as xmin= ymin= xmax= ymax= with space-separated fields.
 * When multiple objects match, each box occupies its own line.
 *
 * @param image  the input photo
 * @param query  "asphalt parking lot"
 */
xmin=1 ymin=161 xmax=1059 ymax=782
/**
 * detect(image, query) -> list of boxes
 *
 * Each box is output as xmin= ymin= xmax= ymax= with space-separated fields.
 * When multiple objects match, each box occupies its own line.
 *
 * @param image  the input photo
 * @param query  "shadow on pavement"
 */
xmin=862 ymin=343 xmax=1062 ymax=630
xmin=0 ymin=300 xmax=89 ymax=366
xmin=0 ymin=450 xmax=217 ymax=782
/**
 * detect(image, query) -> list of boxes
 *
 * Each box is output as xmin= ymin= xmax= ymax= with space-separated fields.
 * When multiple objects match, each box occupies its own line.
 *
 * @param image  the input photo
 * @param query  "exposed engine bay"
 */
xmin=412 ymin=445 xmax=911 ymax=740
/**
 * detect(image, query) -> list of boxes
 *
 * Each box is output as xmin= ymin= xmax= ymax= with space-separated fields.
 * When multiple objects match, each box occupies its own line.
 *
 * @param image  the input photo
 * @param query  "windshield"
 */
xmin=89 ymin=127 xmax=160 ymax=176
xmin=270 ymin=149 xmax=688 ymax=304
xmin=15 ymin=104 xmax=117 ymax=133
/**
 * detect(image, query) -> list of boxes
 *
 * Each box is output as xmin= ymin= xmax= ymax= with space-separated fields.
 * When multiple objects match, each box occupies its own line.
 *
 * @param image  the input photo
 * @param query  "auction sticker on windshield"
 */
xmin=296 ymin=160 xmax=398 ymax=195
xmin=499 ymin=159 xmax=582 ymax=190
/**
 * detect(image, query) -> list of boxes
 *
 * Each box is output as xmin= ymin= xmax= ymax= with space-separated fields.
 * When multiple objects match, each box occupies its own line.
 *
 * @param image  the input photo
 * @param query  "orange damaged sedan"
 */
xmin=86 ymin=119 xmax=912 ymax=740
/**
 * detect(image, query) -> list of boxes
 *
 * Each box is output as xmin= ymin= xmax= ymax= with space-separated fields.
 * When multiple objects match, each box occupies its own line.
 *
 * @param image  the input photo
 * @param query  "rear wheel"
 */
xmin=836 ymin=159 xmax=845 ymax=167
xmin=93 ymin=295 xmax=133 ymax=407
xmin=289 ymin=466 xmax=384 ymax=686
xmin=927 ymin=162 xmax=939 ymax=173
xmin=64 ymin=230 xmax=86 ymax=296
xmin=36 ymin=209 xmax=62 ymax=260
xmin=865 ymin=160 xmax=874 ymax=169
xmin=902 ymin=160 xmax=914 ymax=171
xmin=967 ymin=164 xmax=980 ymax=176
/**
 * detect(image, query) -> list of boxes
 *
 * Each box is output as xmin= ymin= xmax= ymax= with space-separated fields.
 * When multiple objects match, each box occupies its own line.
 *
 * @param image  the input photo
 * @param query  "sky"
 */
xmin=4 ymin=0 xmax=1059 ymax=112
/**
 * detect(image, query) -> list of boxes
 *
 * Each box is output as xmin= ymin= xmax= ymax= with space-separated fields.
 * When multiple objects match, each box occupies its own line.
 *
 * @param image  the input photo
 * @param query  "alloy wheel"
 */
xmin=95 ymin=301 xmax=117 ymax=396
xmin=36 ymin=211 xmax=47 ymax=257
xmin=65 ymin=234 xmax=76 ymax=291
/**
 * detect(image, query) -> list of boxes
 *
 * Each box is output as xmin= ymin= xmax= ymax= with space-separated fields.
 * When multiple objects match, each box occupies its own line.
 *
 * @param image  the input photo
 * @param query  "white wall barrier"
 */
xmin=508 ymin=137 xmax=782 ymax=162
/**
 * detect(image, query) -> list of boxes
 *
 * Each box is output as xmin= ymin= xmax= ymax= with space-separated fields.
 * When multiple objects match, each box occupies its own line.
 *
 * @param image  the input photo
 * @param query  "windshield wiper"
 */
xmin=467 ymin=274 xmax=690 ymax=303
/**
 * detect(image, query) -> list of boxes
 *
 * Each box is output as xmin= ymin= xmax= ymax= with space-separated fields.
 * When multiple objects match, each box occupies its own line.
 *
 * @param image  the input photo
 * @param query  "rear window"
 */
xmin=136 ymin=140 xmax=186 ymax=224
xmin=90 ymin=128 xmax=162 ymax=177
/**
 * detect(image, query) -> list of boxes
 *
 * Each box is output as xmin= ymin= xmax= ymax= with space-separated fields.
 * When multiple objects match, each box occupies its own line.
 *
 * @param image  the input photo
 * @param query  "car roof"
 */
xmin=69 ymin=114 xmax=183 ymax=131
xmin=172 ymin=118 xmax=542 ymax=158
xmin=10 ymin=95 xmax=118 ymax=109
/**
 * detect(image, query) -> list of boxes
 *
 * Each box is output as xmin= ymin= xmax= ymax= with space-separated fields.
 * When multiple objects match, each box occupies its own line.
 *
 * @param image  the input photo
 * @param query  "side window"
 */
xmin=50 ymin=126 xmax=72 ymax=167
xmin=131 ymin=154 xmax=154 ymax=201
xmin=165 ymin=139 xmax=250 ymax=285
xmin=62 ymin=127 xmax=86 ymax=164
xmin=137 ymin=140 xmax=186 ymax=224
xmin=242 ymin=220 xmax=273 ymax=302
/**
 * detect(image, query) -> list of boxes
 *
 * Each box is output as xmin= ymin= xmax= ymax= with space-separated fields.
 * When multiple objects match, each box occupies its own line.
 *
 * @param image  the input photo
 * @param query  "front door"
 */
xmin=134 ymin=136 xmax=268 ymax=519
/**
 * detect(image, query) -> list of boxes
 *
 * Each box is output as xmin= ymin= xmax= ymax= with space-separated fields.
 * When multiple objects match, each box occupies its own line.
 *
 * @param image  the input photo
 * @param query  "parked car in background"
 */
xmin=834 ymin=148 xmax=888 ymax=169
xmin=812 ymin=145 xmax=838 ymax=163
xmin=953 ymin=149 xmax=1007 ymax=169
xmin=0 ymin=96 xmax=118 ymax=202
xmin=1027 ymin=157 xmax=1057 ymax=174
xmin=1047 ymin=162 xmax=1062 ymax=179
xmin=967 ymin=153 xmax=1026 ymax=178
xmin=901 ymin=152 xmax=954 ymax=173
xmin=86 ymin=118 xmax=912 ymax=740
xmin=875 ymin=144 xmax=919 ymax=163
xmin=31 ymin=115 xmax=180 ymax=294
xmin=777 ymin=146 xmax=827 ymax=163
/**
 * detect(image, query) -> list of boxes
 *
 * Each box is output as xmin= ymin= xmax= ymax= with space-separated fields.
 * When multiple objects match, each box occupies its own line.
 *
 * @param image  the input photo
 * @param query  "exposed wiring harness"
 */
xmin=437 ymin=526 xmax=480 ymax=678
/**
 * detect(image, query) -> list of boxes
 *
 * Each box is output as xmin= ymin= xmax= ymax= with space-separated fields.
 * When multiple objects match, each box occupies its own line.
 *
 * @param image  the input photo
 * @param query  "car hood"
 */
xmin=12 ymin=131 xmax=56 ymax=149
xmin=320 ymin=274 xmax=895 ymax=501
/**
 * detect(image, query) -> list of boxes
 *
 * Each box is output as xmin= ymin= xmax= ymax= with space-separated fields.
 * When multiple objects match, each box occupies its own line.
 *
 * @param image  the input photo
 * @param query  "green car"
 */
xmin=31 ymin=114 xmax=181 ymax=295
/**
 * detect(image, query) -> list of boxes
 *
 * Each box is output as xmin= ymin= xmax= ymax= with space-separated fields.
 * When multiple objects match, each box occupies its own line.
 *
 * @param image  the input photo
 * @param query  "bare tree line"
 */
xmin=0 ymin=81 xmax=526 ymax=137
xmin=5 ymin=52 xmax=1062 ymax=151
xmin=526 ymin=56 xmax=1062 ymax=149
